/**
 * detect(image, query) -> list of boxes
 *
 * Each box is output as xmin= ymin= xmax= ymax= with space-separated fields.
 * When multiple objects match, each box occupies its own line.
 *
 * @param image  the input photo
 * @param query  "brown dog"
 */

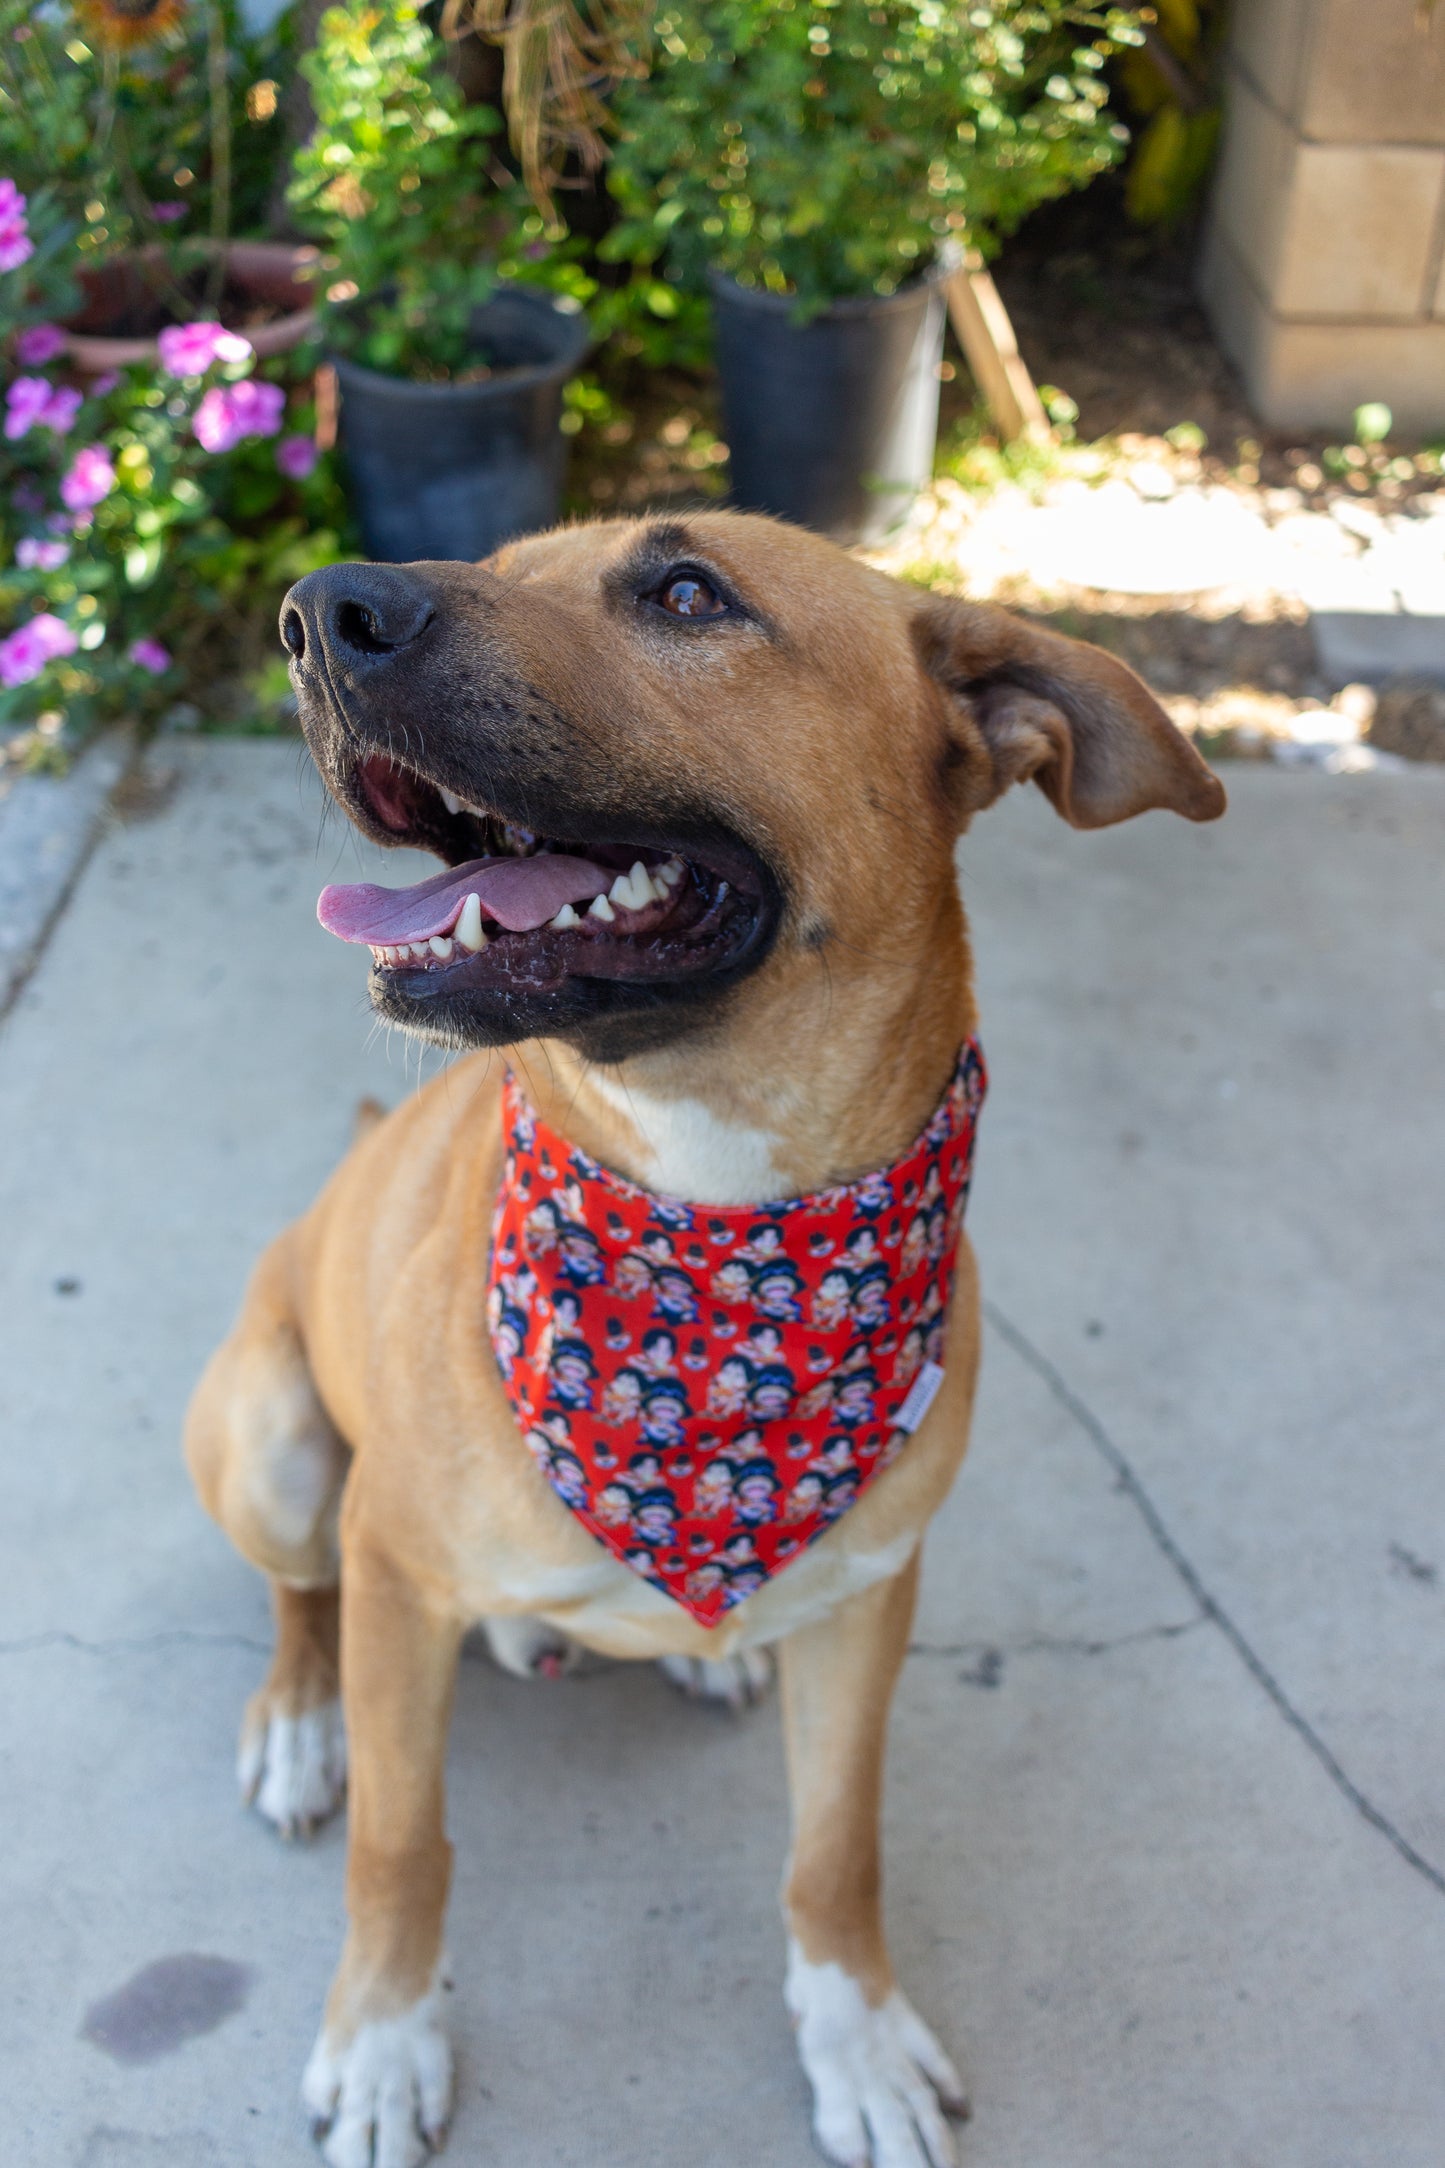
xmin=185 ymin=510 xmax=1223 ymax=2168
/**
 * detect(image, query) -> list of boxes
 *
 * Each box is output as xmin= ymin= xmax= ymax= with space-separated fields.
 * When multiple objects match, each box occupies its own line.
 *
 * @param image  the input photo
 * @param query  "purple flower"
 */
xmin=276 ymin=432 xmax=319 ymax=480
xmin=60 ymin=445 xmax=116 ymax=513
xmin=157 ymin=320 xmax=253 ymax=378
xmin=0 ymin=610 xmax=76 ymax=688
xmin=149 ymin=201 xmax=188 ymax=224
xmin=5 ymin=376 xmax=52 ymax=440
xmin=0 ymin=178 xmax=32 ymax=276
xmin=90 ymin=371 xmax=120 ymax=398
xmin=16 ymin=322 xmax=64 ymax=366
xmin=15 ymin=537 xmax=69 ymax=571
xmin=128 ymin=637 xmax=172 ymax=674
xmin=5 ymin=376 xmax=84 ymax=440
xmin=193 ymin=376 xmax=285 ymax=453
xmin=42 ymin=384 xmax=82 ymax=435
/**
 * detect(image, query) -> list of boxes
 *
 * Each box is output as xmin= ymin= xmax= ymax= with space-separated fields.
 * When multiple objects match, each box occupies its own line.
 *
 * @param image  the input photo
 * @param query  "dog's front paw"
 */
xmin=238 ymin=1695 xmax=347 ymax=1838
xmin=785 ymin=1948 xmax=967 ymax=2168
xmin=657 ymin=1646 xmax=774 ymax=1710
xmin=302 ymin=1993 xmax=453 ymax=2168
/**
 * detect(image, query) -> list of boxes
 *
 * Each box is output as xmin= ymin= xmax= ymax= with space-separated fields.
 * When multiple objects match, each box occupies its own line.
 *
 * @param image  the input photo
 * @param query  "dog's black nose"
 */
xmin=281 ymin=562 xmax=435 ymax=671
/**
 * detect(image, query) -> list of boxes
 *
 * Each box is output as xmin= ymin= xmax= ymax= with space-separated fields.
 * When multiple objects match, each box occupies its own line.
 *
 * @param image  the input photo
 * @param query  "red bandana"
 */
xmin=487 ymin=1041 xmax=986 ymax=1626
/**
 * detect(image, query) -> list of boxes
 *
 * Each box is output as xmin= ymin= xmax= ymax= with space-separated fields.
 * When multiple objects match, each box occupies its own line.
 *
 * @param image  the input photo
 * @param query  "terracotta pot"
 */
xmin=62 ymin=240 xmax=320 ymax=374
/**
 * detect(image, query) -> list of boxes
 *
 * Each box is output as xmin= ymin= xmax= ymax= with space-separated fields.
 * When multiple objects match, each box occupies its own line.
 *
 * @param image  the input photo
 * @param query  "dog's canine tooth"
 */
xmin=550 ymin=903 xmax=580 ymax=929
xmin=429 ymin=935 xmax=455 ymax=960
xmin=455 ymin=893 xmax=487 ymax=952
xmin=588 ymin=893 xmax=616 ymax=922
xmin=439 ymin=788 xmax=463 ymax=817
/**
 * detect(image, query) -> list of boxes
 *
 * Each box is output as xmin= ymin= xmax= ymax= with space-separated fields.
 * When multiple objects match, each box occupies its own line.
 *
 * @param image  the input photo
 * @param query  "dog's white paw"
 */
xmin=657 ymin=1646 xmax=774 ymax=1710
xmin=785 ymin=1947 xmax=967 ymax=2168
xmin=302 ymin=1992 xmax=453 ymax=2168
xmin=480 ymin=1613 xmax=581 ymax=1680
xmin=238 ymin=1699 xmax=347 ymax=1838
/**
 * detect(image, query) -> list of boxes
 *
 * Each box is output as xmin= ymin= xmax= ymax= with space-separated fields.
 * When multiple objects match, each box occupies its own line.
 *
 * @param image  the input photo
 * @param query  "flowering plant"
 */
xmin=0 ymin=288 xmax=348 ymax=751
xmin=0 ymin=0 xmax=289 ymax=284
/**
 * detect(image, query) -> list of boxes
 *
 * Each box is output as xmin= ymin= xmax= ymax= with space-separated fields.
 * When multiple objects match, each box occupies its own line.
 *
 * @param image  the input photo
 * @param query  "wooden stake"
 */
xmin=945 ymin=251 xmax=1051 ymax=445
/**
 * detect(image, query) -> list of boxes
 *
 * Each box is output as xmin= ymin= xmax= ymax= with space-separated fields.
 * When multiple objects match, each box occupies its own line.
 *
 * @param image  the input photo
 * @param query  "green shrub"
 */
xmin=605 ymin=0 xmax=1143 ymax=313
xmin=290 ymin=0 xmax=530 ymax=379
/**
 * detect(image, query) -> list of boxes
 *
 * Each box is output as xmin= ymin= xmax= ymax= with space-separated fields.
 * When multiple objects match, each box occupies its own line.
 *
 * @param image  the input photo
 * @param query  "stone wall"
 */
xmin=1200 ymin=0 xmax=1445 ymax=434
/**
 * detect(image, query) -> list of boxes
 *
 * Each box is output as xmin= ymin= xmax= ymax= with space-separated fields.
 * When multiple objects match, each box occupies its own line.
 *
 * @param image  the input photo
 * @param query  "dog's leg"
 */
xmin=779 ymin=1553 xmax=966 ymax=2168
xmin=186 ymin=1233 xmax=350 ymax=1835
xmin=237 ymin=1583 xmax=346 ymax=1837
xmin=303 ymin=1534 xmax=463 ymax=2168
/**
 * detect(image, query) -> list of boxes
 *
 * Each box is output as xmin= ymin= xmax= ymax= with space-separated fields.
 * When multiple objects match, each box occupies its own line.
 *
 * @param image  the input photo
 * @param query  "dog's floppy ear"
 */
xmin=911 ymin=594 xmax=1226 ymax=829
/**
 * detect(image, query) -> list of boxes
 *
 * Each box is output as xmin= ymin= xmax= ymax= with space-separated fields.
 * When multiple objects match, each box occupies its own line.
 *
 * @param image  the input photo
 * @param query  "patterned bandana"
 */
xmin=487 ymin=1040 xmax=986 ymax=1626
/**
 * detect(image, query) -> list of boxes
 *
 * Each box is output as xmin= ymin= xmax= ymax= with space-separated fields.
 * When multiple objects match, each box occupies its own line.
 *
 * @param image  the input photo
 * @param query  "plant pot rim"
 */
xmin=329 ymin=287 xmax=591 ymax=403
xmin=709 ymin=248 xmax=959 ymax=320
xmin=62 ymin=239 xmax=321 ymax=374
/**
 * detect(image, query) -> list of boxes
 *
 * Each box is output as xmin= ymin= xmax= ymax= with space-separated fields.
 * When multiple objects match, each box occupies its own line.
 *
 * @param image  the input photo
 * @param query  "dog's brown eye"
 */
xmin=657 ymin=574 xmax=725 ymax=618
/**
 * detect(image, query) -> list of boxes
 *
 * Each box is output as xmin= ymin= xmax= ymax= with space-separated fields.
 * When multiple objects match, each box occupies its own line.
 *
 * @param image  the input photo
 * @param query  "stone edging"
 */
xmin=0 ymin=729 xmax=138 ymax=1023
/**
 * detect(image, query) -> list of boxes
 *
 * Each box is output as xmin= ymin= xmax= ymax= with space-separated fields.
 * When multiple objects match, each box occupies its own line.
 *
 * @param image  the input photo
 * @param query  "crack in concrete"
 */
xmin=910 ymin=1616 xmax=1206 ymax=1662
xmin=0 ymin=1627 xmax=269 ymax=1658
xmin=984 ymin=1297 xmax=1445 ymax=1903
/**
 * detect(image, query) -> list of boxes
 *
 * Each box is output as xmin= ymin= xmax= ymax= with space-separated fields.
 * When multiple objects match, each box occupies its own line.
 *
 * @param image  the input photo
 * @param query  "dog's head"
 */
xmin=285 ymin=511 xmax=1223 ymax=1062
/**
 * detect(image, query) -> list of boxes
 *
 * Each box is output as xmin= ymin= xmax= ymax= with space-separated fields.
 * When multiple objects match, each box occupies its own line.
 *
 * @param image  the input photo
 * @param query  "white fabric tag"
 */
xmin=893 ymin=1360 xmax=945 ymax=1434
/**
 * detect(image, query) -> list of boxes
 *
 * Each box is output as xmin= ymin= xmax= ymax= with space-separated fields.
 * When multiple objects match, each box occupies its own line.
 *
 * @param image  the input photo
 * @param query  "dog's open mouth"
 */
xmin=317 ymin=753 xmax=772 ymax=1007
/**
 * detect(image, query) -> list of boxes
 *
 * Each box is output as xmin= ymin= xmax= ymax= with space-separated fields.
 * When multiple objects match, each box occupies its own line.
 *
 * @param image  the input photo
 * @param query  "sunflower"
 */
xmin=75 ymin=0 xmax=188 ymax=51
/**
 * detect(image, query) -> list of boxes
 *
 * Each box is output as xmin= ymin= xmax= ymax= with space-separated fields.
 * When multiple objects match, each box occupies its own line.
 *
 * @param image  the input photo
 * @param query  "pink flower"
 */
xmin=0 ymin=178 xmax=32 ymax=275
xmin=157 ymin=320 xmax=253 ymax=378
xmin=193 ymin=376 xmax=285 ymax=453
xmin=0 ymin=610 xmax=76 ymax=688
xmin=4 ymin=376 xmax=52 ymax=439
xmin=128 ymin=637 xmax=172 ymax=674
xmin=60 ymin=445 xmax=116 ymax=513
xmin=91 ymin=371 xmax=120 ymax=398
xmin=16 ymin=323 xmax=64 ymax=366
xmin=149 ymin=201 xmax=188 ymax=224
xmin=15 ymin=538 xmax=69 ymax=571
xmin=276 ymin=433 xmax=319 ymax=480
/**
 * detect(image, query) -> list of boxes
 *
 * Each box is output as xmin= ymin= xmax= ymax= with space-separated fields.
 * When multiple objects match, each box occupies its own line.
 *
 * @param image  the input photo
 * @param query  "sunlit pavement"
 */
xmin=3 ymin=739 xmax=1444 ymax=2168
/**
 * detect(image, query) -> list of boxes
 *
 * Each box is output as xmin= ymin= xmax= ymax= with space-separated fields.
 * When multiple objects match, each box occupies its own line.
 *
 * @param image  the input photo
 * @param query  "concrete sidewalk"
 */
xmin=2 ymin=740 xmax=1443 ymax=2168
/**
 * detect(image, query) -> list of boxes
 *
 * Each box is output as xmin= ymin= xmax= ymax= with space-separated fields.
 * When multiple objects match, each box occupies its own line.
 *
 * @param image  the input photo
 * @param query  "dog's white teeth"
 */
xmin=551 ymin=902 xmax=580 ymax=929
xmin=657 ymin=856 xmax=684 ymax=889
xmin=588 ymin=893 xmax=616 ymax=922
xmin=439 ymin=788 xmax=463 ymax=817
xmin=429 ymin=935 xmax=455 ymax=960
xmin=455 ymin=893 xmax=487 ymax=952
xmin=410 ymin=942 xmax=430 ymax=961
xmin=609 ymin=861 xmax=659 ymax=911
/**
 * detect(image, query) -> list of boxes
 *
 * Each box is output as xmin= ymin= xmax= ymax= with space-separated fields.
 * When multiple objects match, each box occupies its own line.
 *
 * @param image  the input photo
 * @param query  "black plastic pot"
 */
xmin=711 ymin=260 xmax=951 ymax=547
xmin=334 ymin=285 xmax=590 ymax=563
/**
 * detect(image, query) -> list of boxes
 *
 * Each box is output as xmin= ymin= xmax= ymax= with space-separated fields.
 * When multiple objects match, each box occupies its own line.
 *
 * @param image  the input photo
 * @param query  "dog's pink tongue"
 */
xmin=317 ymin=854 xmax=612 ymax=943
